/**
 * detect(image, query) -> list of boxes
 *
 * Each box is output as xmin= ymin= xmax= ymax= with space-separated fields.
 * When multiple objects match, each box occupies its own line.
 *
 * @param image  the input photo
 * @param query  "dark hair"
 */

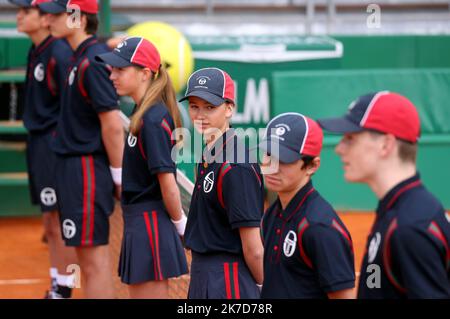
xmin=37 ymin=8 xmax=47 ymax=16
xmin=300 ymin=156 xmax=316 ymax=170
xmin=83 ymin=13 xmax=98 ymax=35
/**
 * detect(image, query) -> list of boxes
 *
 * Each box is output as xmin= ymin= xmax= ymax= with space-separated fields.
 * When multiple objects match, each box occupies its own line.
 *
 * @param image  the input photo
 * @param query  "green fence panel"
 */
xmin=188 ymin=35 xmax=343 ymax=132
xmin=316 ymin=136 xmax=450 ymax=210
xmin=0 ymin=30 xmax=30 ymax=69
xmin=272 ymin=70 xmax=450 ymax=209
xmin=334 ymin=35 xmax=416 ymax=69
xmin=333 ymin=35 xmax=450 ymax=69
xmin=0 ymin=184 xmax=36 ymax=216
xmin=271 ymin=68 xmax=450 ymax=134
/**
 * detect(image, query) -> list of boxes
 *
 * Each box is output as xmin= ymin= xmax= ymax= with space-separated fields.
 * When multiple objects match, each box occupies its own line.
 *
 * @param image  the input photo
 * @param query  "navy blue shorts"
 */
xmin=55 ymin=154 xmax=114 ymax=247
xmin=26 ymin=131 xmax=58 ymax=212
xmin=188 ymin=252 xmax=260 ymax=299
xmin=119 ymin=201 xmax=189 ymax=285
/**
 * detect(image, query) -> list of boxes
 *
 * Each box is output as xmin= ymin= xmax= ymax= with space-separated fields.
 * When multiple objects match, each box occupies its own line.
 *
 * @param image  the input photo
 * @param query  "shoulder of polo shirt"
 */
xmin=50 ymin=39 xmax=73 ymax=63
xmin=141 ymin=101 xmax=169 ymax=124
xmin=388 ymin=223 xmax=440 ymax=252
xmin=386 ymin=211 xmax=450 ymax=254
xmin=220 ymin=163 xmax=263 ymax=190
xmin=394 ymin=189 xmax=445 ymax=227
xmin=221 ymin=162 xmax=258 ymax=174
xmin=83 ymin=41 xmax=110 ymax=61
xmin=297 ymin=191 xmax=336 ymax=225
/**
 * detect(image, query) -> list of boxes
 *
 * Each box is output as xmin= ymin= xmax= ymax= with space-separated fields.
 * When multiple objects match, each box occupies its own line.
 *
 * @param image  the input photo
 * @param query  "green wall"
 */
xmin=1 ymin=34 xmax=450 ymax=215
xmin=334 ymin=35 xmax=450 ymax=69
xmin=271 ymin=69 xmax=450 ymax=209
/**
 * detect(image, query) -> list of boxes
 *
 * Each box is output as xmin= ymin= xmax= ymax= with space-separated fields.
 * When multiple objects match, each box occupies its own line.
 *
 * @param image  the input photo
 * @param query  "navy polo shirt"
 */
xmin=121 ymin=102 xmax=176 ymax=205
xmin=184 ymin=128 xmax=264 ymax=255
xmin=23 ymin=36 xmax=72 ymax=133
xmin=358 ymin=174 xmax=450 ymax=299
xmin=261 ymin=180 xmax=355 ymax=299
xmin=51 ymin=36 xmax=119 ymax=156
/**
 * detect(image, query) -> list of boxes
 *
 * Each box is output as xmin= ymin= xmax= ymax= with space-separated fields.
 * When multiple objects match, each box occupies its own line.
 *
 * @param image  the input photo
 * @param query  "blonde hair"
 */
xmin=130 ymin=66 xmax=182 ymax=139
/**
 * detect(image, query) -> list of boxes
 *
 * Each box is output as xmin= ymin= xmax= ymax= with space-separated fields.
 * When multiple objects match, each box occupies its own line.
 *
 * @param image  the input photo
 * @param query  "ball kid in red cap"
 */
xmin=181 ymin=68 xmax=265 ymax=299
xmin=39 ymin=0 xmax=126 ymax=299
xmin=259 ymin=113 xmax=355 ymax=299
xmin=8 ymin=0 xmax=77 ymax=299
xmin=318 ymin=92 xmax=450 ymax=299
xmin=97 ymin=37 xmax=189 ymax=298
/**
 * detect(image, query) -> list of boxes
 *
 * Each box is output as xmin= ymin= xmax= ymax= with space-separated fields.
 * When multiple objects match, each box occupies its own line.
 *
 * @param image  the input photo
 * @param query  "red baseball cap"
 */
xmin=8 ymin=0 xmax=48 ymax=7
xmin=39 ymin=0 xmax=98 ymax=14
xmin=317 ymin=91 xmax=421 ymax=143
xmin=95 ymin=37 xmax=161 ymax=73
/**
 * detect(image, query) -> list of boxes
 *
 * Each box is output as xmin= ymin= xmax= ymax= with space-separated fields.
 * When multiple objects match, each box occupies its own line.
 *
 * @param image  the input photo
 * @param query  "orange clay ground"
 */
xmin=0 ymin=211 xmax=375 ymax=299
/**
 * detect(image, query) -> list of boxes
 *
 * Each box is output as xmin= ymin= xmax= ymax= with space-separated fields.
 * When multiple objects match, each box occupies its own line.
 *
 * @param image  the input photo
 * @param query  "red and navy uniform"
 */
xmin=23 ymin=36 xmax=71 ymax=132
xmin=52 ymin=36 xmax=119 ymax=246
xmin=118 ymin=102 xmax=188 ymax=284
xmin=184 ymin=128 xmax=264 ymax=299
xmin=358 ymin=174 xmax=450 ymax=298
xmin=51 ymin=36 xmax=118 ymax=156
xmin=24 ymin=35 xmax=72 ymax=212
xmin=261 ymin=180 xmax=355 ymax=298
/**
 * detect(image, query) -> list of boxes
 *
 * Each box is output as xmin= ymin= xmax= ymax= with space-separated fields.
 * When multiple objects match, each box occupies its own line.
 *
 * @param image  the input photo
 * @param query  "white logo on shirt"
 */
xmin=128 ymin=133 xmax=137 ymax=147
xmin=34 ymin=63 xmax=45 ymax=82
xmin=283 ymin=230 xmax=297 ymax=257
xmin=68 ymin=66 xmax=77 ymax=86
xmin=203 ymin=171 xmax=214 ymax=193
xmin=368 ymin=232 xmax=382 ymax=263
xmin=62 ymin=219 xmax=76 ymax=239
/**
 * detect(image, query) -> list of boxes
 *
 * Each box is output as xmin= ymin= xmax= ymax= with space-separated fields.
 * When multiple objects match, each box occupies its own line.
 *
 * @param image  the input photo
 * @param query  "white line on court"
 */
xmin=0 ymin=278 xmax=46 ymax=285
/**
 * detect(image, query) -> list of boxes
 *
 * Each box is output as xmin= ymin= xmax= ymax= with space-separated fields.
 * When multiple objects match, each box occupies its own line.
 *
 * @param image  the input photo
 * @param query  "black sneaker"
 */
xmin=43 ymin=290 xmax=63 ymax=299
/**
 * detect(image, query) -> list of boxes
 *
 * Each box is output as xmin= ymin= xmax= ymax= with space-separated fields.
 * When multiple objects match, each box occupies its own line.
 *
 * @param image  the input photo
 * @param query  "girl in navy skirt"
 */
xmin=96 ymin=37 xmax=188 ymax=298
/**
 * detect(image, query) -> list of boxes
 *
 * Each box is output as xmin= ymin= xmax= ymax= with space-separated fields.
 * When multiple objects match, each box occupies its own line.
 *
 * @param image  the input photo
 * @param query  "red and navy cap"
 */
xmin=8 ymin=0 xmax=48 ymax=8
xmin=39 ymin=0 xmax=98 ymax=14
xmin=95 ymin=37 xmax=161 ymax=72
xmin=179 ymin=67 xmax=235 ymax=106
xmin=317 ymin=91 xmax=421 ymax=143
xmin=259 ymin=112 xmax=323 ymax=163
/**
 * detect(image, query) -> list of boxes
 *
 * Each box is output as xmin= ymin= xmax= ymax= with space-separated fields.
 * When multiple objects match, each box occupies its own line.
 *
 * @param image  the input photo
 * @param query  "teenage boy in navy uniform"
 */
xmin=259 ymin=113 xmax=355 ymax=299
xmin=318 ymin=91 xmax=450 ymax=298
xmin=8 ymin=0 xmax=77 ymax=299
xmin=39 ymin=0 xmax=125 ymax=298
xmin=181 ymin=68 xmax=264 ymax=299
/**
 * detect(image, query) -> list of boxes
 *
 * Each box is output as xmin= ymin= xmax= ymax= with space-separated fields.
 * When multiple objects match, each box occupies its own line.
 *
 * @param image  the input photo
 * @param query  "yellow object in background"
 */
xmin=127 ymin=21 xmax=194 ymax=94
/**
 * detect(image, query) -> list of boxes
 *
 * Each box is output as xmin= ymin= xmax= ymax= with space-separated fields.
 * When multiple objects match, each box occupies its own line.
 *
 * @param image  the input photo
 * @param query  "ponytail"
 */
xmin=130 ymin=66 xmax=182 ymax=142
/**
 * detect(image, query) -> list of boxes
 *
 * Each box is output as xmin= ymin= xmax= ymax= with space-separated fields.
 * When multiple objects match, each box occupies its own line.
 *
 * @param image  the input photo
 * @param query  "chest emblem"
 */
xmin=34 ymin=63 xmax=45 ymax=82
xmin=203 ymin=171 xmax=214 ymax=193
xmin=68 ymin=66 xmax=77 ymax=86
xmin=127 ymin=133 xmax=137 ymax=147
xmin=283 ymin=230 xmax=297 ymax=257
xmin=368 ymin=232 xmax=382 ymax=263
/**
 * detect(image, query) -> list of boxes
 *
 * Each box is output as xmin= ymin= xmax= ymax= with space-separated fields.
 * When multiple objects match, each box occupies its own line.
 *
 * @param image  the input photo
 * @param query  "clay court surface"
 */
xmin=0 ymin=207 xmax=374 ymax=299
